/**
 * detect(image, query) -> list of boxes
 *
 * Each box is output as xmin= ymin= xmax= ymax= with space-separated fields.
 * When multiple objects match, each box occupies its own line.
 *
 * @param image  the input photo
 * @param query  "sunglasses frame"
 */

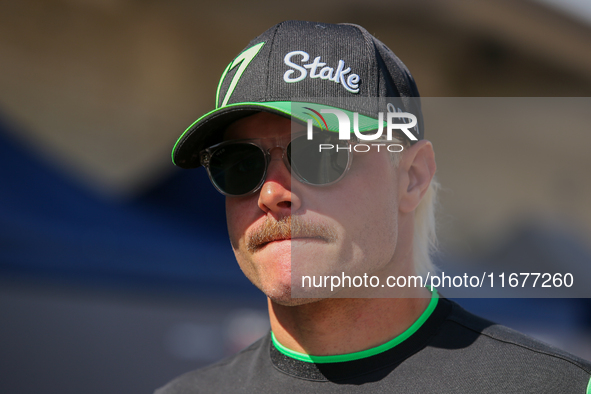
xmin=199 ymin=131 xmax=355 ymax=197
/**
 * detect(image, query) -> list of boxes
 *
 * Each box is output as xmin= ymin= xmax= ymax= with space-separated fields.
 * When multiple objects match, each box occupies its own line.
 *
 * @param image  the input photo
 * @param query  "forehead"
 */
xmin=224 ymin=112 xmax=304 ymax=141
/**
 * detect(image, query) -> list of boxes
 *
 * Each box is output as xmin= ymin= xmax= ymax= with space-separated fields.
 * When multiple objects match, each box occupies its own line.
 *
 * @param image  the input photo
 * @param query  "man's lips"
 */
xmin=255 ymin=235 xmax=332 ymax=251
xmin=257 ymin=236 xmax=291 ymax=249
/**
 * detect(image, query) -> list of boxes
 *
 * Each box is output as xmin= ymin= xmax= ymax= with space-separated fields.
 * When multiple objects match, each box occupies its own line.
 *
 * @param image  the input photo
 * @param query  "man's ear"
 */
xmin=398 ymin=140 xmax=436 ymax=213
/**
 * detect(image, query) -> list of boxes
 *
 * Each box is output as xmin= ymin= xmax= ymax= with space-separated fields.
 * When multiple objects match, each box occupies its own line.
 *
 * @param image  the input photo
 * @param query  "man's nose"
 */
xmin=257 ymin=148 xmax=301 ymax=217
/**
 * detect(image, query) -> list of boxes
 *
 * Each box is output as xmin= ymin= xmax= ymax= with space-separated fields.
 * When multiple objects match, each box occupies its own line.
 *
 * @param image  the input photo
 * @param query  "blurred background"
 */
xmin=1 ymin=0 xmax=591 ymax=393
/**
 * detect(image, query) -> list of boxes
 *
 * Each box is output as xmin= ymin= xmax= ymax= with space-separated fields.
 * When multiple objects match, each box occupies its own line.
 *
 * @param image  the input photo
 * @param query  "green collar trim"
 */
xmin=271 ymin=288 xmax=439 ymax=364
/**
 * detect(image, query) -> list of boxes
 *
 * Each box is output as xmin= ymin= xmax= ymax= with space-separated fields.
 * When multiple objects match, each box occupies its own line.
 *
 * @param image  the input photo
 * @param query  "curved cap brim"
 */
xmin=171 ymin=101 xmax=383 ymax=169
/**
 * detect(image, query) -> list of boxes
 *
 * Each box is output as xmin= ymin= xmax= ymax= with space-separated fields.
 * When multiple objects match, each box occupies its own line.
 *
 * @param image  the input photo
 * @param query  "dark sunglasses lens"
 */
xmin=208 ymin=144 xmax=266 ymax=195
xmin=288 ymin=133 xmax=349 ymax=185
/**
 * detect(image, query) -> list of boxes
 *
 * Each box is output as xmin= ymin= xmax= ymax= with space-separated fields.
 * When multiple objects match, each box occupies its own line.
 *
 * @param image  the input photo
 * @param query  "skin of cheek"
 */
xmin=299 ymin=151 xmax=401 ymax=285
xmin=226 ymin=197 xmax=261 ymax=289
xmin=284 ymin=149 xmax=401 ymax=301
xmin=226 ymin=196 xmax=294 ymax=300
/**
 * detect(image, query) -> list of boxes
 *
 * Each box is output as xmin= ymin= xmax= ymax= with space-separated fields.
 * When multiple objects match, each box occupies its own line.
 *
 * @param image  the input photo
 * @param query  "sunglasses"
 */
xmin=200 ymin=130 xmax=406 ymax=197
xmin=199 ymin=131 xmax=357 ymax=196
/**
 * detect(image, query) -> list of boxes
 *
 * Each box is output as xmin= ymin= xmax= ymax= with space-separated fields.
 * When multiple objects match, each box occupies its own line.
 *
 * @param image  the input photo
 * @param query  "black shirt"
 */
xmin=156 ymin=297 xmax=591 ymax=393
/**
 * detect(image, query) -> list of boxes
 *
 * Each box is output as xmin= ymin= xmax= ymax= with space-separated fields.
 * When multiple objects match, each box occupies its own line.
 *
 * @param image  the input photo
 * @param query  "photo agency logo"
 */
xmin=302 ymin=104 xmax=419 ymax=153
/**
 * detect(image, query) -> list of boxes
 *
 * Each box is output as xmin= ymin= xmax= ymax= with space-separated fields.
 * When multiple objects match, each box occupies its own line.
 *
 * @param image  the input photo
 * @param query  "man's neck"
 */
xmin=268 ymin=286 xmax=432 ymax=357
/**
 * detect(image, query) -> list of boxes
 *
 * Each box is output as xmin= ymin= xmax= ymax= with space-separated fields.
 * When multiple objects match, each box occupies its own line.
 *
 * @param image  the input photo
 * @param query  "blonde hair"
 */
xmin=412 ymin=178 xmax=439 ymax=276
xmin=388 ymin=142 xmax=439 ymax=277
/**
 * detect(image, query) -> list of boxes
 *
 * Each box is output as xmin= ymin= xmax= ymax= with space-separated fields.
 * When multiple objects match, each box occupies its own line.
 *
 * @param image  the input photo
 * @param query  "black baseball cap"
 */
xmin=172 ymin=20 xmax=423 ymax=169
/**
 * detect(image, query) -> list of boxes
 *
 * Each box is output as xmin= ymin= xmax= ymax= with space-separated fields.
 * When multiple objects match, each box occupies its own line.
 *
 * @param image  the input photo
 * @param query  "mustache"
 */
xmin=247 ymin=216 xmax=338 ymax=252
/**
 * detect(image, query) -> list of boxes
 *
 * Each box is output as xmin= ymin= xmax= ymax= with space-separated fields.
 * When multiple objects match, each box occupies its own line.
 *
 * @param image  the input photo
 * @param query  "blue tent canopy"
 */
xmin=0 ymin=117 xmax=259 ymax=298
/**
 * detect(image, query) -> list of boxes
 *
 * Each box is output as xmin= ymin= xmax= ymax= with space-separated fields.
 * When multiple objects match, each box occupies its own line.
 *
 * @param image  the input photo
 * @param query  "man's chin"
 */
xmin=262 ymin=282 xmax=334 ymax=306
xmin=267 ymin=294 xmax=324 ymax=307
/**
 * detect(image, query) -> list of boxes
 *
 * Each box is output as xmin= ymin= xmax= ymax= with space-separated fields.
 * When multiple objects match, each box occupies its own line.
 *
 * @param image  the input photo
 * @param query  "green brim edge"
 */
xmin=171 ymin=101 xmax=385 ymax=165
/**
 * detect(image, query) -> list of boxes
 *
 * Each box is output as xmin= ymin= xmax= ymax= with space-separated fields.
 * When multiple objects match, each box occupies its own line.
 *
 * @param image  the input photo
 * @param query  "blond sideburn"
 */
xmin=388 ymin=141 xmax=438 ymax=277
xmin=413 ymin=179 xmax=439 ymax=276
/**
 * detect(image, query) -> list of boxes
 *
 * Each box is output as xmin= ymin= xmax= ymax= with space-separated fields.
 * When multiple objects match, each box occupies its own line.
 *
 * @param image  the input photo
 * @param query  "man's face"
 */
xmin=225 ymin=112 xmax=407 ymax=305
